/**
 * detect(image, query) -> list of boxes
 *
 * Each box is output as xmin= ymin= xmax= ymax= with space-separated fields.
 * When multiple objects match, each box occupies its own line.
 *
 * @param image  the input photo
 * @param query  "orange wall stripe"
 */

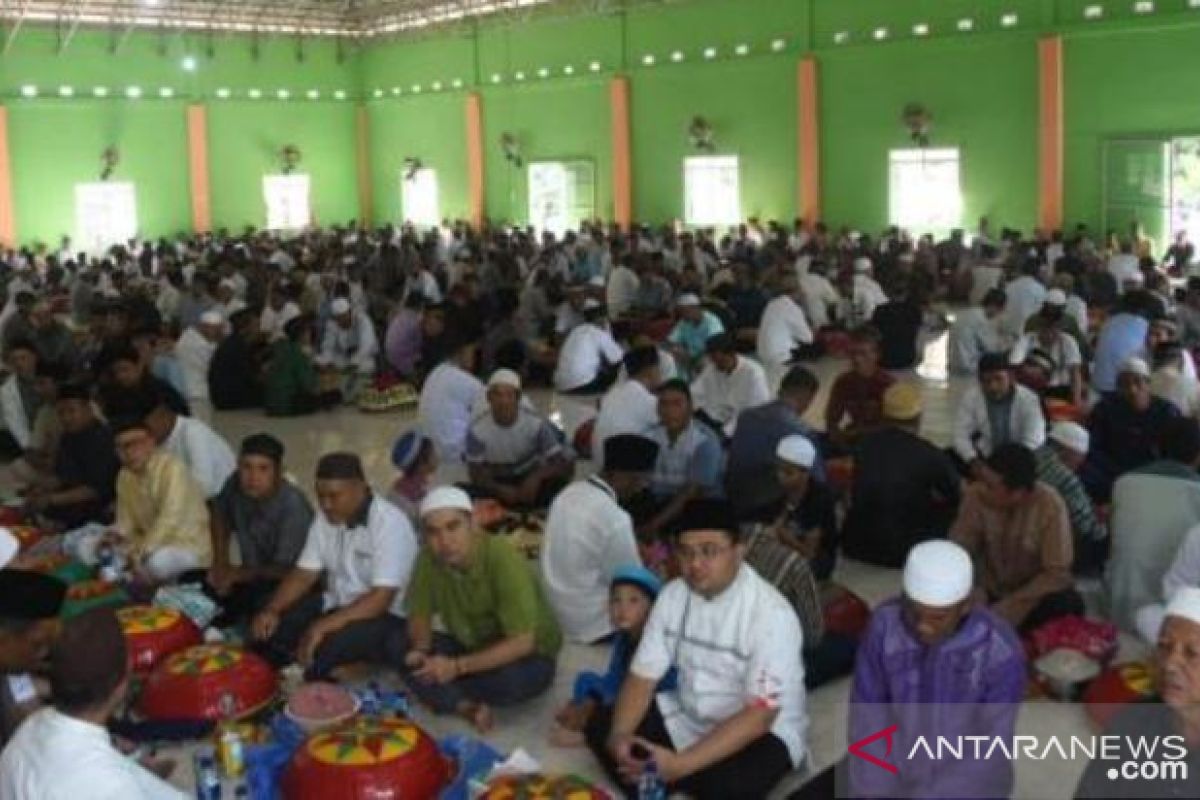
xmin=185 ymin=104 xmax=211 ymax=234
xmin=798 ymin=58 xmax=821 ymax=223
xmin=610 ymin=76 xmax=633 ymax=230
xmin=1038 ymin=36 xmax=1064 ymax=232
xmin=0 ymin=106 xmax=17 ymax=247
xmin=355 ymin=104 xmax=373 ymax=228
xmin=465 ymin=92 xmax=485 ymax=230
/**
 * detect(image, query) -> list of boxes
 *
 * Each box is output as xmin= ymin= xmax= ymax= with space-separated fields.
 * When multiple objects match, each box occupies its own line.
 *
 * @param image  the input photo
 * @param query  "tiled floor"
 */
xmin=197 ymin=330 xmax=1141 ymax=799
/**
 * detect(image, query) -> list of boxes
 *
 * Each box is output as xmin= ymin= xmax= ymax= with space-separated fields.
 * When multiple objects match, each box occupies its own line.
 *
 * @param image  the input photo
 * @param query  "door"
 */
xmin=1102 ymin=139 xmax=1170 ymax=250
xmin=74 ymin=182 xmax=138 ymax=254
xmin=528 ymin=160 xmax=595 ymax=236
xmin=263 ymin=174 xmax=312 ymax=231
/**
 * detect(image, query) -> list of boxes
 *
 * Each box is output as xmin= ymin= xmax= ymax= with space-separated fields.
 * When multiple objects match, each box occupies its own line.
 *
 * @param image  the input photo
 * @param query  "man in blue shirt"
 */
xmin=1091 ymin=291 xmax=1154 ymax=395
xmin=666 ymin=294 xmax=724 ymax=379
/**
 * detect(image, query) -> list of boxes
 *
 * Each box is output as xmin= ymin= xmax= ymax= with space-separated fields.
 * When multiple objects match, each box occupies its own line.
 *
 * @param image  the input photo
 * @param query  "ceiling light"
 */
xmin=588 ymin=61 xmax=601 ymax=72
xmin=333 ymin=90 xmax=346 ymax=100
xmin=515 ymin=71 xmax=525 ymax=81
xmin=431 ymin=80 xmax=443 ymax=90
xmin=1134 ymin=0 xmax=1154 ymax=12
xmin=248 ymin=88 xmax=262 ymax=99
xmin=275 ymin=89 xmax=289 ymax=99
xmin=93 ymin=86 xmax=109 ymax=97
xmin=641 ymin=54 xmax=655 ymax=66
xmin=181 ymin=55 xmax=197 ymax=72
xmin=671 ymin=51 xmax=684 ymax=62
xmin=771 ymin=39 xmax=786 ymax=52
xmin=833 ymin=31 xmax=850 ymax=44
xmin=913 ymin=23 xmax=930 ymax=36
xmin=452 ymin=78 xmax=463 ymax=87
xmin=125 ymin=86 xmax=142 ymax=98
xmin=19 ymin=85 xmax=37 ymax=98
xmin=374 ymin=88 xmax=385 ymax=98
xmin=734 ymin=43 xmax=749 ymax=56
xmin=158 ymin=87 xmax=174 ymax=98
xmin=215 ymin=88 xmax=230 ymax=99
xmin=957 ymin=18 xmax=974 ymax=31
xmin=491 ymin=73 xmax=503 ymax=83
xmin=536 ymin=68 xmax=548 ymax=78
xmin=1084 ymin=4 xmax=1104 ymax=18
xmin=873 ymin=27 xmax=889 ymax=40
xmin=562 ymin=66 xmax=573 ymax=76
xmin=389 ymin=87 xmax=400 ymax=96
xmin=703 ymin=47 xmax=717 ymax=59
xmin=411 ymin=84 xmax=422 ymax=93
xmin=307 ymin=89 xmax=320 ymax=100
xmin=58 ymin=86 xmax=73 ymax=98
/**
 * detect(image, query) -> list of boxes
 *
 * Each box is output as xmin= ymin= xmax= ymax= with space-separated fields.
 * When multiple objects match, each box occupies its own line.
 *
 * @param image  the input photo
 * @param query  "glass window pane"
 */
xmin=402 ymin=168 xmax=440 ymax=228
xmin=684 ymin=155 xmax=740 ymax=227
xmin=888 ymin=149 xmax=961 ymax=238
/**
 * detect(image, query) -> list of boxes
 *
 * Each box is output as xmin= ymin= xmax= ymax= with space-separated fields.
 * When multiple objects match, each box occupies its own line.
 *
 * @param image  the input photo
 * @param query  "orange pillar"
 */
xmin=185 ymin=105 xmax=211 ymax=234
xmin=0 ymin=106 xmax=16 ymax=247
xmin=610 ymin=76 xmax=633 ymax=230
xmin=797 ymin=58 xmax=821 ymax=223
xmin=355 ymin=104 xmax=373 ymax=228
xmin=1038 ymin=36 xmax=1064 ymax=232
xmin=465 ymin=92 xmax=485 ymax=230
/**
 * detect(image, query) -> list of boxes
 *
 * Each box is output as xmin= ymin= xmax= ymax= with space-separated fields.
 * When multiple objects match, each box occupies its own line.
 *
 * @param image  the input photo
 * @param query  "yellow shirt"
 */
xmin=116 ymin=451 xmax=212 ymax=565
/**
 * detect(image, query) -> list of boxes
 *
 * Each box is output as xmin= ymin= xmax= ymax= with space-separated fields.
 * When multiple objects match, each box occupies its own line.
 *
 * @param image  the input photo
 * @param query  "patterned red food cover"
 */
xmin=281 ymin=716 xmax=453 ymax=800
xmin=138 ymin=644 xmax=277 ymax=721
xmin=479 ymin=774 xmax=611 ymax=799
xmin=1083 ymin=660 xmax=1156 ymax=731
xmin=118 ymin=605 xmax=202 ymax=674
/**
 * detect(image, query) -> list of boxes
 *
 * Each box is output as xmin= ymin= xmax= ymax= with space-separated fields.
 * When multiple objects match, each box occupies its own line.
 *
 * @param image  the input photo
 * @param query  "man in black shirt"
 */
xmin=209 ymin=307 xmax=263 ymax=411
xmin=98 ymin=343 xmax=190 ymax=419
xmin=871 ymin=279 xmax=925 ymax=370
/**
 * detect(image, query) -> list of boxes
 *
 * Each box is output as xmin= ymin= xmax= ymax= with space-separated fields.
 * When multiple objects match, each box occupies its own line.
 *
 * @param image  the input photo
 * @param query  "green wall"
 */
xmin=368 ymin=95 xmax=470 ymax=224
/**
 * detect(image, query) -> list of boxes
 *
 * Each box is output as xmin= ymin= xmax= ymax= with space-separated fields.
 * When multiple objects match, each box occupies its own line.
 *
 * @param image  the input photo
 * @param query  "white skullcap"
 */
xmin=903 ymin=540 xmax=974 ymax=608
xmin=419 ymin=486 xmax=474 ymax=518
xmin=487 ymin=369 xmax=522 ymax=390
xmin=675 ymin=293 xmax=701 ymax=308
xmin=588 ymin=275 xmax=606 ymax=288
xmin=775 ymin=435 xmax=816 ymax=469
xmin=1044 ymin=289 xmax=1067 ymax=305
xmin=1119 ymin=357 xmax=1151 ymax=379
xmin=582 ymin=298 xmax=603 ymax=311
xmin=1049 ymin=421 xmax=1090 ymax=454
xmin=1165 ymin=586 xmax=1200 ymax=628
xmin=199 ymin=310 xmax=224 ymax=326
xmin=848 ymin=230 xmax=862 ymax=241
xmin=0 ymin=527 xmax=18 ymax=569
xmin=218 ymin=278 xmax=236 ymax=290
xmin=853 ymin=257 xmax=873 ymax=274
xmin=1124 ymin=272 xmax=1145 ymax=285
xmin=330 ymin=298 xmax=352 ymax=315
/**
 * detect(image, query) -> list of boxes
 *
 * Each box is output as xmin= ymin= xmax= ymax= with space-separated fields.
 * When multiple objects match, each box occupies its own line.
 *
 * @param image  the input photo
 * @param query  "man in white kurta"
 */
xmin=173 ymin=310 xmax=223 ymax=422
xmin=592 ymin=346 xmax=662 ymax=467
xmin=691 ymin=334 xmax=770 ymax=436
xmin=757 ymin=276 xmax=814 ymax=393
xmin=541 ymin=435 xmax=657 ymax=643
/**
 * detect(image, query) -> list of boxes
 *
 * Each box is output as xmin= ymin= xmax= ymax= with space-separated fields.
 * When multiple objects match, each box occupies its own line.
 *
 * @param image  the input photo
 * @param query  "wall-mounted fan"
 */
xmin=902 ymin=103 xmax=933 ymax=147
xmin=100 ymin=146 xmax=120 ymax=181
xmin=403 ymin=157 xmax=423 ymax=181
xmin=500 ymin=132 xmax=522 ymax=168
xmin=280 ymin=144 xmax=302 ymax=175
xmin=688 ymin=116 xmax=715 ymax=152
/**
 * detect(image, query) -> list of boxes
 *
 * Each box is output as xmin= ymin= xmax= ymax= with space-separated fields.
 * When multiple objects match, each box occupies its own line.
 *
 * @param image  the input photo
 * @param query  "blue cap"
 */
xmin=611 ymin=564 xmax=663 ymax=598
xmin=391 ymin=430 xmax=427 ymax=472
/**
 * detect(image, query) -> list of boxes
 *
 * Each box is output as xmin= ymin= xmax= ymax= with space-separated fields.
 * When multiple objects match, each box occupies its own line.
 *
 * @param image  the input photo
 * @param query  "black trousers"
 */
xmin=201 ymin=578 xmax=279 ymax=629
xmin=584 ymin=699 xmax=793 ymax=800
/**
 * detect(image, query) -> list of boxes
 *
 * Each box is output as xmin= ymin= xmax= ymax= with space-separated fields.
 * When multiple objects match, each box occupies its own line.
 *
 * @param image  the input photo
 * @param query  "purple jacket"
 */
xmin=385 ymin=309 xmax=422 ymax=375
xmin=848 ymin=598 xmax=1026 ymax=799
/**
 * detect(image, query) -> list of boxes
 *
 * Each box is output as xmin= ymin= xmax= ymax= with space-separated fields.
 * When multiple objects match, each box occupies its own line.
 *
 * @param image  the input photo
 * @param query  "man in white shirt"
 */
xmin=141 ymin=391 xmax=236 ymax=500
xmin=587 ymin=498 xmax=806 ymax=799
xmin=948 ymin=289 xmax=1009 ymax=375
xmin=1002 ymin=260 xmax=1047 ymax=338
xmin=418 ymin=336 xmax=485 ymax=464
xmin=607 ymin=256 xmax=640 ymax=319
xmin=173 ymin=311 xmax=223 ymax=423
xmin=0 ymin=607 xmax=186 ymax=800
xmin=1107 ymin=240 xmax=1142 ymax=292
xmin=852 ymin=258 xmax=888 ymax=324
xmin=542 ymin=434 xmax=657 ymax=643
xmin=691 ymin=333 xmax=771 ymax=436
xmin=553 ymin=300 xmax=624 ymax=394
xmin=593 ymin=346 xmax=662 ymax=467
xmin=757 ymin=274 xmax=815 ymax=392
xmin=954 ymin=353 xmax=1046 ymax=473
xmin=317 ymin=298 xmax=379 ymax=403
xmin=796 ymin=261 xmax=839 ymax=331
xmin=260 ymin=282 xmax=301 ymax=342
xmin=252 ymin=453 xmax=417 ymax=679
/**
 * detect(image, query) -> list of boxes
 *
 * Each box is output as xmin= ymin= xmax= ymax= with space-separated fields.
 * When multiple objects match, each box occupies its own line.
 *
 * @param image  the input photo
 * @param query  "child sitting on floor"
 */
xmin=550 ymin=564 xmax=676 ymax=747
xmin=386 ymin=430 xmax=438 ymax=526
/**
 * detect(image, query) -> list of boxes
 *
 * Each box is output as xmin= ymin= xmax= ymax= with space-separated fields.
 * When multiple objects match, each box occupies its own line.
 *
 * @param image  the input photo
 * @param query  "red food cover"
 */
xmin=138 ymin=644 xmax=277 ymax=721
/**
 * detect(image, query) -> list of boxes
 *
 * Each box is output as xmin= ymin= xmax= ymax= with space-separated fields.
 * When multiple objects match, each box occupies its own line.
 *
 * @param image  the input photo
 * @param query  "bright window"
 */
xmin=263 ymin=174 xmax=311 ymax=231
xmin=528 ymin=160 xmax=595 ymax=236
xmin=684 ymin=155 xmax=741 ymax=227
xmin=75 ymin=182 xmax=138 ymax=254
xmin=401 ymin=167 xmax=440 ymax=228
xmin=888 ymin=148 xmax=962 ymax=236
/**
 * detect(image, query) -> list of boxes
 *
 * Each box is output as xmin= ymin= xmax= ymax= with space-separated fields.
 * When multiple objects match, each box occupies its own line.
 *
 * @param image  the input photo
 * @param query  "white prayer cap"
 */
xmin=582 ymin=298 xmax=603 ymax=311
xmin=487 ymin=369 xmax=522 ymax=390
xmin=1124 ymin=271 xmax=1145 ymax=286
xmin=1119 ymin=357 xmax=1151 ymax=379
xmin=848 ymin=230 xmax=862 ymax=242
xmin=0 ymin=527 xmax=18 ymax=569
xmin=218 ymin=278 xmax=237 ymax=290
xmin=1044 ymin=289 xmax=1067 ymax=306
xmin=588 ymin=275 xmax=606 ymax=288
xmin=199 ymin=310 xmax=224 ymax=327
xmin=419 ymin=486 xmax=474 ymax=518
xmin=775 ymin=435 xmax=816 ymax=469
xmin=903 ymin=540 xmax=974 ymax=608
xmin=1165 ymin=586 xmax=1200 ymax=628
xmin=853 ymin=257 xmax=873 ymax=274
xmin=675 ymin=293 xmax=701 ymax=308
xmin=330 ymin=298 xmax=352 ymax=316
xmin=1049 ymin=421 xmax=1090 ymax=454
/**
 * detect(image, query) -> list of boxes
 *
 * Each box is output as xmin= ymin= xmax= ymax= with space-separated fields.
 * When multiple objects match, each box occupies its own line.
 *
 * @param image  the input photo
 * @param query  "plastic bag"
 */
xmin=438 ymin=734 xmax=504 ymax=800
xmin=153 ymin=583 xmax=220 ymax=630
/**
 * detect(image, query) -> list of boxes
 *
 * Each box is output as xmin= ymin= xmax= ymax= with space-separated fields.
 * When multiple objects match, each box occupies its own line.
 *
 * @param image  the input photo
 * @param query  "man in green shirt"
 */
xmin=398 ymin=486 xmax=561 ymax=732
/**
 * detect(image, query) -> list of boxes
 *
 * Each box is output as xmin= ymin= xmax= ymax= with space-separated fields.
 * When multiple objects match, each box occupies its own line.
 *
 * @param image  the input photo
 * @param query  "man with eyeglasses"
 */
xmin=586 ymin=498 xmax=807 ymax=799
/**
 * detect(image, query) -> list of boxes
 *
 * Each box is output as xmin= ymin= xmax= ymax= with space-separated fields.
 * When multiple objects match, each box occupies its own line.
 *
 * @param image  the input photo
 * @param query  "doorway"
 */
xmin=527 ymin=160 xmax=595 ymax=237
xmin=1102 ymin=136 xmax=1200 ymax=252
xmin=263 ymin=174 xmax=311 ymax=231
xmin=74 ymin=182 xmax=138 ymax=255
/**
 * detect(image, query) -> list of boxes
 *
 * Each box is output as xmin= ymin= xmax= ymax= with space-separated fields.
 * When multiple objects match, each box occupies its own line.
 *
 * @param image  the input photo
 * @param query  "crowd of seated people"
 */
xmin=0 ymin=216 xmax=1197 ymax=798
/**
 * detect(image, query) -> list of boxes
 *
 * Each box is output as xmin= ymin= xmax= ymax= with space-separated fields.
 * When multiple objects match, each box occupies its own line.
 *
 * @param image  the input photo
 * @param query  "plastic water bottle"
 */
xmin=193 ymin=749 xmax=221 ymax=800
xmin=637 ymin=759 xmax=667 ymax=800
